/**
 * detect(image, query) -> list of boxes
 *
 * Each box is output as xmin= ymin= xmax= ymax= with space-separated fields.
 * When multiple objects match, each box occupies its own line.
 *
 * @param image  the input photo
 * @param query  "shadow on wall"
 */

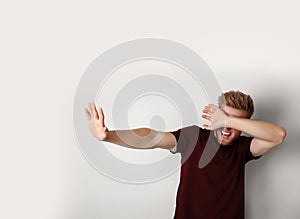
xmin=245 ymin=94 xmax=300 ymax=219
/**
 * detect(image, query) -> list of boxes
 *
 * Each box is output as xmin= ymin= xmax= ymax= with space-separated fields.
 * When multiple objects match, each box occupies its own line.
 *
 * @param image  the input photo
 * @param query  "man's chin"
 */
xmin=214 ymin=130 xmax=232 ymax=145
xmin=220 ymin=141 xmax=232 ymax=146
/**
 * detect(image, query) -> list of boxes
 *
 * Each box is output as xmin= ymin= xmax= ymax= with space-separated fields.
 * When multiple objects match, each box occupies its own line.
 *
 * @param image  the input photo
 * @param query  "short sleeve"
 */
xmin=169 ymin=125 xmax=200 ymax=158
xmin=241 ymin=137 xmax=262 ymax=163
xmin=170 ymin=128 xmax=186 ymax=154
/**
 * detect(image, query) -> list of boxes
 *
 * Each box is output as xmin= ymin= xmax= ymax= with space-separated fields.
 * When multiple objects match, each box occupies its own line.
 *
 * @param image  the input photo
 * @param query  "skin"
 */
xmin=202 ymin=105 xmax=249 ymax=146
xmin=84 ymin=102 xmax=175 ymax=150
xmin=85 ymin=102 xmax=286 ymax=156
xmin=201 ymin=104 xmax=287 ymax=156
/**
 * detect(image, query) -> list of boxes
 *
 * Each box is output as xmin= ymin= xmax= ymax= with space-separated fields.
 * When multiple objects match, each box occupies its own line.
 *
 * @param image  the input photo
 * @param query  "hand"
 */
xmin=84 ymin=102 xmax=109 ymax=141
xmin=201 ymin=104 xmax=228 ymax=130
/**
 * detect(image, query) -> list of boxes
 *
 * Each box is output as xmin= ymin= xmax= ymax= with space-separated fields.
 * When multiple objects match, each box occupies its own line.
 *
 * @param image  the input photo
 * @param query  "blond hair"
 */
xmin=218 ymin=90 xmax=254 ymax=118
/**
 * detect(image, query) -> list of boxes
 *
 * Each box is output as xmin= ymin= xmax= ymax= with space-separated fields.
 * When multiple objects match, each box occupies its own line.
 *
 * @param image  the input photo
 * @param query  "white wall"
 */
xmin=1 ymin=0 xmax=299 ymax=218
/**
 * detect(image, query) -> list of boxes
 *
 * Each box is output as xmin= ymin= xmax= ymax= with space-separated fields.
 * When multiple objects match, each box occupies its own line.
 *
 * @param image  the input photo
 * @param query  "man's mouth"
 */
xmin=221 ymin=130 xmax=231 ymax=139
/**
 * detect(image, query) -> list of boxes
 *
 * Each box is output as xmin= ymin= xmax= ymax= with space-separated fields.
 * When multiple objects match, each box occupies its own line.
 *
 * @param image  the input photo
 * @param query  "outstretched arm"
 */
xmin=84 ymin=102 xmax=177 ymax=150
xmin=202 ymin=104 xmax=287 ymax=156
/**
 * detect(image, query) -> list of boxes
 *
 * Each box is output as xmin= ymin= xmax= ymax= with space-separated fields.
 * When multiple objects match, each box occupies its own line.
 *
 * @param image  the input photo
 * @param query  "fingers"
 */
xmin=202 ymin=104 xmax=214 ymax=120
xmin=98 ymin=106 xmax=105 ymax=127
xmin=85 ymin=102 xmax=105 ymax=127
xmin=84 ymin=107 xmax=91 ymax=120
xmin=203 ymin=104 xmax=217 ymax=113
xmin=201 ymin=104 xmax=227 ymax=130
xmin=201 ymin=114 xmax=211 ymax=121
xmin=201 ymin=104 xmax=216 ymax=129
xmin=202 ymin=124 xmax=212 ymax=130
xmin=202 ymin=108 xmax=211 ymax=115
xmin=89 ymin=102 xmax=99 ymax=120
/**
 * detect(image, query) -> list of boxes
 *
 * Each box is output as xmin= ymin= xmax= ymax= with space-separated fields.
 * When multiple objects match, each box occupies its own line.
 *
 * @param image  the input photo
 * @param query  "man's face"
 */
xmin=214 ymin=105 xmax=249 ymax=146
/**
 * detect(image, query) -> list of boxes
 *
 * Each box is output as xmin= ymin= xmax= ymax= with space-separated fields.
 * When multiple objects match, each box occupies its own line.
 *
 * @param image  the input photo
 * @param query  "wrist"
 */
xmin=96 ymin=128 xmax=110 ymax=142
xmin=224 ymin=115 xmax=234 ymax=128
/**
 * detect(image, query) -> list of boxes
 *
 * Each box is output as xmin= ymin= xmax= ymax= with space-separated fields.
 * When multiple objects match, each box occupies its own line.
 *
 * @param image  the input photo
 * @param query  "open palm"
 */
xmin=84 ymin=102 xmax=108 ymax=141
xmin=201 ymin=104 xmax=227 ymax=130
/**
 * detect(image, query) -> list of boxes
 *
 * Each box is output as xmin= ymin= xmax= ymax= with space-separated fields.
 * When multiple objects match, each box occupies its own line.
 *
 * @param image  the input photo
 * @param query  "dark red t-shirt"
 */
xmin=170 ymin=125 xmax=261 ymax=219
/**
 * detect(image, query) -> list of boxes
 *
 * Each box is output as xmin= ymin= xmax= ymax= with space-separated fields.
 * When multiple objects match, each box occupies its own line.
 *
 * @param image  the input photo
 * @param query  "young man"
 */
xmin=84 ymin=90 xmax=286 ymax=219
